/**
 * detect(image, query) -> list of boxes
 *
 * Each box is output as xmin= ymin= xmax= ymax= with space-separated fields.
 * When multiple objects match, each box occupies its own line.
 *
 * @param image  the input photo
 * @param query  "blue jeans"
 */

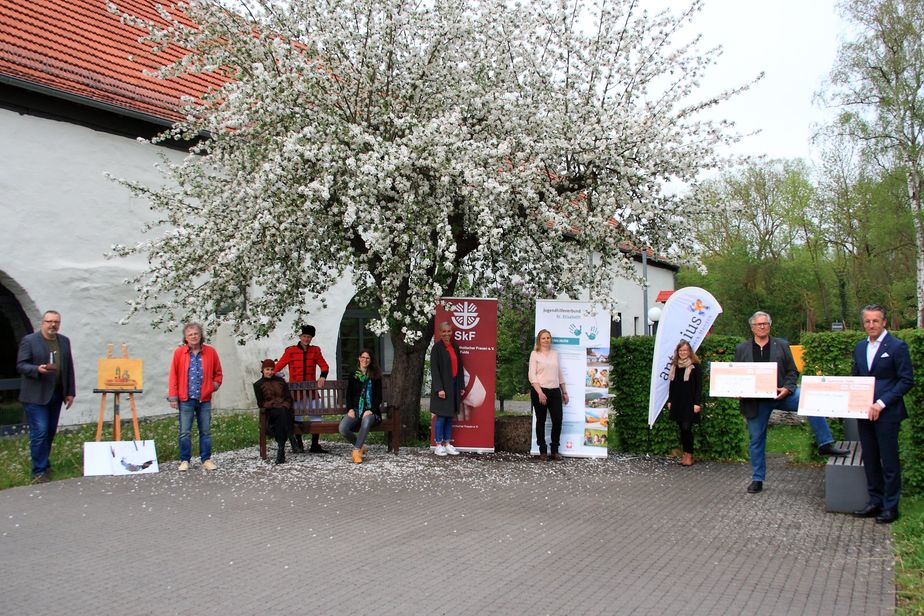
xmin=434 ymin=416 xmax=453 ymax=443
xmin=24 ymin=390 xmax=64 ymax=477
xmin=339 ymin=413 xmax=380 ymax=449
xmin=178 ymin=399 xmax=212 ymax=462
xmin=746 ymin=387 xmax=834 ymax=481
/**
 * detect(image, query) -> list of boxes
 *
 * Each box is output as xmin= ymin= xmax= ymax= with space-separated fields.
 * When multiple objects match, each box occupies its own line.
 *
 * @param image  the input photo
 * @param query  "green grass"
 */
xmin=765 ymin=424 xmax=820 ymax=464
xmin=0 ymin=411 xmax=264 ymax=490
xmin=0 ymin=409 xmax=434 ymax=490
xmin=895 ymin=496 xmax=924 ymax=615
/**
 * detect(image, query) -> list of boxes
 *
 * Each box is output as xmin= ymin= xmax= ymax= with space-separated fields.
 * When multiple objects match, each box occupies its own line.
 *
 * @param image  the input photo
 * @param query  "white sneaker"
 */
xmin=444 ymin=443 xmax=460 ymax=455
xmin=178 ymin=460 xmax=189 ymax=472
xmin=434 ymin=444 xmax=448 ymax=456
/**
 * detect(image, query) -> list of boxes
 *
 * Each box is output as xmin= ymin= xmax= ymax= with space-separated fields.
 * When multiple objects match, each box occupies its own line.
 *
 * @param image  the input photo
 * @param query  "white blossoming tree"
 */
xmin=111 ymin=0 xmax=747 ymax=438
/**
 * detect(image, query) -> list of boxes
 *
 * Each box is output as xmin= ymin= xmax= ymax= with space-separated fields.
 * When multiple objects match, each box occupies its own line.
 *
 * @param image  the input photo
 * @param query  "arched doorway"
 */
xmin=0 ymin=277 xmax=34 ymax=426
xmin=337 ymin=300 xmax=393 ymax=377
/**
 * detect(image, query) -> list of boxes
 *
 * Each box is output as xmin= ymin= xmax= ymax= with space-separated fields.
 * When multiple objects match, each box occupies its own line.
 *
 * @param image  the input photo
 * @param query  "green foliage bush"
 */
xmin=610 ymin=335 xmax=746 ymax=460
xmin=894 ymin=329 xmax=924 ymax=496
xmin=495 ymin=290 xmax=534 ymax=402
xmin=802 ymin=329 xmax=924 ymax=496
xmin=800 ymin=331 xmax=865 ymax=377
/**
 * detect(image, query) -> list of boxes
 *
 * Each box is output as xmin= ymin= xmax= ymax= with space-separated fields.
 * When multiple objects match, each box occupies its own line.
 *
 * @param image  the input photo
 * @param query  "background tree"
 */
xmin=111 ymin=0 xmax=749 ymax=438
xmin=680 ymin=150 xmax=918 ymax=341
xmin=681 ymin=160 xmax=828 ymax=341
xmin=823 ymin=0 xmax=924 ymax=325
xmin=494 ymin=283 xmax=534 ymax=412
xmin=813 ymin=129 xmax=917 ymax=325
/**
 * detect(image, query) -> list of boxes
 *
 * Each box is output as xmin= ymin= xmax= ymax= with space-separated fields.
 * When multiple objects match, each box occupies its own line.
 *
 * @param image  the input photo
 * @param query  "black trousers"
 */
xmin=677 ymin=421 xmax=694 ymax=454
xmin=857 ymin=418 xmax=902 ymax=510
xmin=531 ymin=387 xmax=563 ymax=453
xmin=266 ymin=407 xmax=292 ymax=445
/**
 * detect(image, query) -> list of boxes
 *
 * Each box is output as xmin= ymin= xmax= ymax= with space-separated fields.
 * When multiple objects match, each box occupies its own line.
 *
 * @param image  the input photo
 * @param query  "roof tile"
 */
xmin=0 ymin=0 xmax=227 ymax=122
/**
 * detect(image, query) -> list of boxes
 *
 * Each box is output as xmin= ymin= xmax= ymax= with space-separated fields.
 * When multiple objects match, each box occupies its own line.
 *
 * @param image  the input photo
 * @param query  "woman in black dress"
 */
xmin=667 ymin=340 xmax=703 ymax=467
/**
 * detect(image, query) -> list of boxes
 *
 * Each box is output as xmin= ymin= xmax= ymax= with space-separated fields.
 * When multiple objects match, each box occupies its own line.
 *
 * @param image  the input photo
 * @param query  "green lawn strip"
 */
xmin=895 ymin=495 xmax=924 ymax=615
xmin=0 ymin=409 xmax=435 ymax=489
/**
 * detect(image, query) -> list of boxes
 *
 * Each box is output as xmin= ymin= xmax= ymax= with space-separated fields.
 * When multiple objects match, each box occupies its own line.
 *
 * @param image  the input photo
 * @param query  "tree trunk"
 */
xmin=907 ymin=168 xmax=924 ymax=327
xmin=834 ymin=257 xmax=849 ymax=326
xmin=388 ymin=327 xmax=432 ymax=443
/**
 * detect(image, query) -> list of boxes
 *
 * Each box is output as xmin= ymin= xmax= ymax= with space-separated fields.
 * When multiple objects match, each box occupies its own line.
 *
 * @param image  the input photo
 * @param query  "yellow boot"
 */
xmin=351 ymin=448 xmax=363 ymax=464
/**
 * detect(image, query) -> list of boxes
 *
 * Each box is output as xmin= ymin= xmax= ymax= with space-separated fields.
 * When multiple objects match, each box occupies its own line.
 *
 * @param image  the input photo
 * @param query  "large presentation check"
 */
xmin=797 ymin=375 xmax=875 ymax=418
xmin=709 ymin=362 xmax=778 ymax=398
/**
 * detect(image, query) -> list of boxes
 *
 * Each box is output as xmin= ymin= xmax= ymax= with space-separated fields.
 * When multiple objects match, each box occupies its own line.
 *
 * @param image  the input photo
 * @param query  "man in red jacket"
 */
xmin=275 ymin=325 xmax=329 ymax=453
xmin=168 ymin=322 xmax=223 ymax=471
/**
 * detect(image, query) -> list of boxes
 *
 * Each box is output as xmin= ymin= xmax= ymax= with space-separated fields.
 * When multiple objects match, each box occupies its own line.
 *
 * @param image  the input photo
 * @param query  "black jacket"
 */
xmin=346 ymin=372 xmax=382 ymax=420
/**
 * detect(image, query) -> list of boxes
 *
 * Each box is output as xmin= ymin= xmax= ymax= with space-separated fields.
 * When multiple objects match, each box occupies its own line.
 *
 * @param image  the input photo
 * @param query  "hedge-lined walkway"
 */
xmin=0 ymin=444 xmax=893 ymax=615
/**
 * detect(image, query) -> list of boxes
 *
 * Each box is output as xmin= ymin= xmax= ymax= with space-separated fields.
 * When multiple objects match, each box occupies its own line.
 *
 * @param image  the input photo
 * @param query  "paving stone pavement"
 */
xmin=0 ymin=445 xmax=895 ymax=616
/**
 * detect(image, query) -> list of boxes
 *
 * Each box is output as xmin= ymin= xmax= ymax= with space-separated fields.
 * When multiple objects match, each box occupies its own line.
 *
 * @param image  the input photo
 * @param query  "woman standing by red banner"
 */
xmin=529 ymin=329 xmax=569 ymax=461
xmin=431 ymin=321 xmax=464 ymax=456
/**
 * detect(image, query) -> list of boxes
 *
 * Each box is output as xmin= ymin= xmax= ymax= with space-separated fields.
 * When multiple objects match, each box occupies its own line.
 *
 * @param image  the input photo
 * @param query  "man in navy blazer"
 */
xmin=16 ymin=310 xmax=76 ymax=483
xmin=851 ymin=304 xmax=914 ymax=524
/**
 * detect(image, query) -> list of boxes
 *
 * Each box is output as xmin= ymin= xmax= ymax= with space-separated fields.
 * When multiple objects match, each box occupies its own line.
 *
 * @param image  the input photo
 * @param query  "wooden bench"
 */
xmin=258 ymin=379 xmax=401 ymax=460
xmin=824 ymin=440 xmax=867 ymax=512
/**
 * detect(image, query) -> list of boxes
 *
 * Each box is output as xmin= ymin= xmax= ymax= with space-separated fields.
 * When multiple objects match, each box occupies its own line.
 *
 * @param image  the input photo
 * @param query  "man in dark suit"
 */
xmin=16 ymin=310 xmax=76 ymax=483
xmin=851 ymin=304 xmax=914 ymax=524
xmin=734 ymin=311 xmax=848 ymax=494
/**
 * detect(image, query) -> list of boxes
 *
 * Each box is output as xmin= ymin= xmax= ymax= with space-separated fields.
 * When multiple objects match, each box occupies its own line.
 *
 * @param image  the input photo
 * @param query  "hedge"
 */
xmin=611 ymin=331 xmax=924 ymax=496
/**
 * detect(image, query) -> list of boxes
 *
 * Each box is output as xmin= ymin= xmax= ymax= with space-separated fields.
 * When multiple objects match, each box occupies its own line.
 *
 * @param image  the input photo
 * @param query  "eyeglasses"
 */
xmin=752 ymin=322 xmax=770 ymax=328
xmin=43 ymin=320 xmax=60 ymax=324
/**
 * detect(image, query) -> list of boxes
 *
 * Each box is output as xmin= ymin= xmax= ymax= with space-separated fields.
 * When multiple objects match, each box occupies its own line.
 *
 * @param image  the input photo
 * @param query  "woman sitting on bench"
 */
xmin=253 ymin=359 xmax=294 ymax=464
xmin=339 ymin=349 xmax=382 ymax=464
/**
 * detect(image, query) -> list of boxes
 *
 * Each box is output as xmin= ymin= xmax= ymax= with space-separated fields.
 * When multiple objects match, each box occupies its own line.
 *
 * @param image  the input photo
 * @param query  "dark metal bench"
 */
xmin=258 ymin=379 xmax=401 ymax=460
xmin=824 ymin=440 xmax=867 ymax=512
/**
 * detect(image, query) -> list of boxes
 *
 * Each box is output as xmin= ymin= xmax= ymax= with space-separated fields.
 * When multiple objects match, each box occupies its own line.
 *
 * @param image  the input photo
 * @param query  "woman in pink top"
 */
xmin=528 ymin=329 xmax=569 ymax=460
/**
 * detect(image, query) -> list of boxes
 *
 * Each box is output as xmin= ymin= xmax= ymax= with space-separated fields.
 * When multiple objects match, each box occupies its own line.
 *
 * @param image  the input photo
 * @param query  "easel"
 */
xmin=94 ymin=344 xmax=143 ymax=442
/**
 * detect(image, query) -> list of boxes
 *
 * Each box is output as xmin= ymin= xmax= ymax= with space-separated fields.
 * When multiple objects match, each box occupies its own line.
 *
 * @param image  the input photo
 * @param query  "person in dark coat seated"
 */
xmin=253 ymin=359 xmax=294 ymax=464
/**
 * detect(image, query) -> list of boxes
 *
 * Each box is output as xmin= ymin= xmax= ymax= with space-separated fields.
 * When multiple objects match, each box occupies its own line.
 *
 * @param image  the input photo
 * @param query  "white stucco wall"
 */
xmin=610 ymin=259 xmax=677 ymax=336
xmin=0 ymin=109 xmax=352 ymax=424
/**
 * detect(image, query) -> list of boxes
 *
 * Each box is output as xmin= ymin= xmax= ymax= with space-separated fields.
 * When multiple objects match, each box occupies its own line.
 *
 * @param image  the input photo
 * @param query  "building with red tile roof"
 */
xmin=0 ymin=0 xmax=223 ymax=124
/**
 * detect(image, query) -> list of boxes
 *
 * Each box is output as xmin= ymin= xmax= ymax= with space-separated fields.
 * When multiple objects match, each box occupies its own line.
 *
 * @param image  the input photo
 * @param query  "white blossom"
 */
xmin=109 ymin=0 xmax=745 ymax=342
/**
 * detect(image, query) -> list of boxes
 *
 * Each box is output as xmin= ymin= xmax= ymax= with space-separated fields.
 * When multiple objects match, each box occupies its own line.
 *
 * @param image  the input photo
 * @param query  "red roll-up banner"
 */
xmin=431 ymin=298 xmax=497 ymax=452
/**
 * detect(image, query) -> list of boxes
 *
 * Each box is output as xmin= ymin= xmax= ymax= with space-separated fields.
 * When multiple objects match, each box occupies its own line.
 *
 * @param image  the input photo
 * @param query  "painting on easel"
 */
xmin=97 ymin=357 xmax=143 ymax=390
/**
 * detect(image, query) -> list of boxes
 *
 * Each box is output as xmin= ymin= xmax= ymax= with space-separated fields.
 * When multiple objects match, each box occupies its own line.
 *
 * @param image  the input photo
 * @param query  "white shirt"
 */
xmin=867 ymin=329 xmax=888 ymax=371
xmin=866 ymin=330 xmax=888 ymax=408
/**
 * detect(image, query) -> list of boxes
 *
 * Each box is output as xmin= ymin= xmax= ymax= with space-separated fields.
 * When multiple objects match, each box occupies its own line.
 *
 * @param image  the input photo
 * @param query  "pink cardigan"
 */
xmin=168 ymin=344 xmax=223 ymax=403
xmin=528 ymin=350 xmax=566 ymax=390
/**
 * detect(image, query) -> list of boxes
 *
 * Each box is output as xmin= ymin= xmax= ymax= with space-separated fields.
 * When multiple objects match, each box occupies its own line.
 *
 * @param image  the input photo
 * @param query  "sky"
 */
xmin=666 ymin=0 xmax=849 ymax=164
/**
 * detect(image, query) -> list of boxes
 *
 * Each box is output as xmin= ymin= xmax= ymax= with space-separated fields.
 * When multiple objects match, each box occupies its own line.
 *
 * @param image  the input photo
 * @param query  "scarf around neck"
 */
xmin=669 ymin=357 xmax=694 ymax=382
xmin=355 ymin=370 xmax=371 ymax=412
